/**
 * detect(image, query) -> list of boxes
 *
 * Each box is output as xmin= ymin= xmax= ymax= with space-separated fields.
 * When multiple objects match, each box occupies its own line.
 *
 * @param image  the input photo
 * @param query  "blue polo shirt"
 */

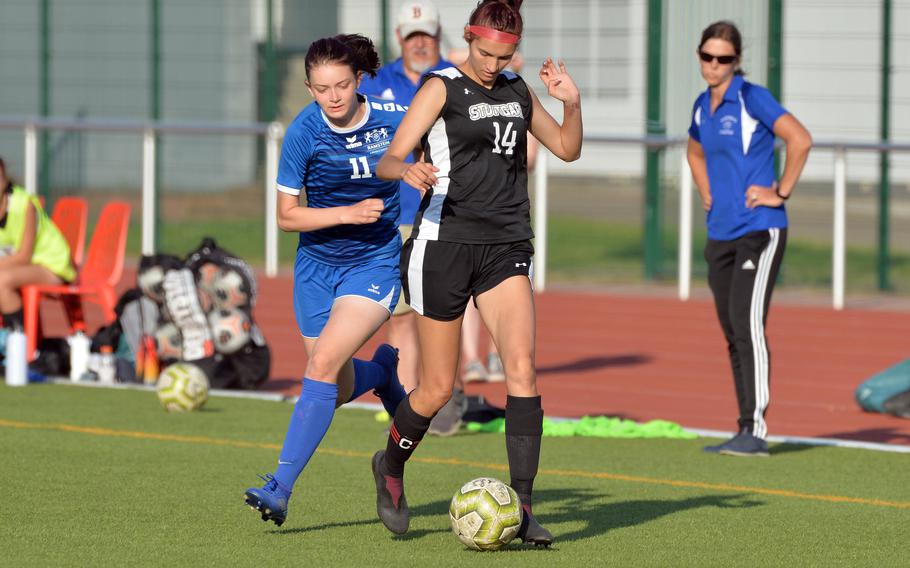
xmin=360 ymin=57 xmax=454 ymax=225
xmin=688 ymin=75 xmax=789 ymax=241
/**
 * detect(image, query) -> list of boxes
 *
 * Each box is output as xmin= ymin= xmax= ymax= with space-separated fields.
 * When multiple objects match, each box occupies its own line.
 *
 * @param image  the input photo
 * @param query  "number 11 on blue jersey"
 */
xmin=349 ymin=156 xmax=373 ymax=179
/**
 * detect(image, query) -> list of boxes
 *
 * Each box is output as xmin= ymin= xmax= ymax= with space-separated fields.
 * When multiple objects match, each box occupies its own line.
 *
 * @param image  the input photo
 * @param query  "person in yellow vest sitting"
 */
xmin=0 ymin=156 xmax=76 ymax=331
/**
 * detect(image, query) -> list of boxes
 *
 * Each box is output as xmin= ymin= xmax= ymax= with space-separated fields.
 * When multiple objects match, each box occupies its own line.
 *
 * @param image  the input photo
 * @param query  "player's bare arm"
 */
xmin=277 ymin=192 xmax=384 ymax=232
xmin=376 ymin=77 xmax=446 ymax=191
xmin=686 ymin=137 xmax=713 ymax=211
xmin=528 ymin=58 xmax=582 ymax=162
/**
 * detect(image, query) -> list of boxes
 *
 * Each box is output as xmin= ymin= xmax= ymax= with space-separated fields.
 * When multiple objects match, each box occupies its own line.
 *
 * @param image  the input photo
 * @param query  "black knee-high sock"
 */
xmin=2 ymin=309 xmax=23 ymax=330
xmin=382 ymin=395 xmax=433 ymax=477
xmin=505 ymin=395 xmax=543 ymax=509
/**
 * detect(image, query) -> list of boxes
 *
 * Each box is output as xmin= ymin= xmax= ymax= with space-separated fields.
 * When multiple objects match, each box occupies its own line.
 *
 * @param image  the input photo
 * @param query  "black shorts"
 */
xmin=400 ymin=239 xmax=534 ymax=321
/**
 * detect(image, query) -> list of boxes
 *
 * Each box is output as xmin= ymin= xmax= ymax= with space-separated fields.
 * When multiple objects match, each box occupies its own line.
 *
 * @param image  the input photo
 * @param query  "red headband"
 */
xmin=467 ymin=25 xmax=520 ymax=44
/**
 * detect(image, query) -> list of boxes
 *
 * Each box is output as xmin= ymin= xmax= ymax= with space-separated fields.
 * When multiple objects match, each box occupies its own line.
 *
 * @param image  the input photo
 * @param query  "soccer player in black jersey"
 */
xmin=369 ymin=0 xmax=582 ymax=546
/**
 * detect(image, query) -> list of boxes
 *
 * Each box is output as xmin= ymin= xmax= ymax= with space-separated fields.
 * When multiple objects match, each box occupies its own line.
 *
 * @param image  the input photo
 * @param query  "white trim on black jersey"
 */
xmin=432 ymin=67 xmax=463 ymax=79
xmin=417 ymin=116 xmax=452 ymax=240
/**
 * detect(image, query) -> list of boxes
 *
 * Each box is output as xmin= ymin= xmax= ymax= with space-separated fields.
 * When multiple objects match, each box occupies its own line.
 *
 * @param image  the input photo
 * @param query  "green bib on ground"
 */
xmin=467 ymin=415 xmax=698 ymax=439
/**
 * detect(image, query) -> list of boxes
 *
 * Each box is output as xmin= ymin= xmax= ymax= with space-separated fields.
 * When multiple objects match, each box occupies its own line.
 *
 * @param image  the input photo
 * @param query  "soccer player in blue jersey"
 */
xmin=687 ymin=21 xmax=811 ymax=456
xmin=243 ymin=34 xmax=409 ymax=527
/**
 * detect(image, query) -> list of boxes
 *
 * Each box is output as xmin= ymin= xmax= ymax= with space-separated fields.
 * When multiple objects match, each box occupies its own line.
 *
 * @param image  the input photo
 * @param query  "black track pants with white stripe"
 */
xmin=705 ymin=228 xmax=787 ymax=439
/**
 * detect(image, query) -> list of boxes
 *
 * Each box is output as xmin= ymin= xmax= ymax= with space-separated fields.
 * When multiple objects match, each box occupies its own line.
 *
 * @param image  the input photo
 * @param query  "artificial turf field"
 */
xmin=2 ymin=383 xmax=907 ymax=566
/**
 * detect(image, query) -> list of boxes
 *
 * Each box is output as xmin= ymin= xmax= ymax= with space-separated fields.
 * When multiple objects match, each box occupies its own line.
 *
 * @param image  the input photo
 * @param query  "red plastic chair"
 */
xmin=22 ymin=202 xmax=131 ymax=360
xmin=50 ymin=197 xmax=88 ymax=267
xmin=30 ymin=197 xmax=91 ymax=343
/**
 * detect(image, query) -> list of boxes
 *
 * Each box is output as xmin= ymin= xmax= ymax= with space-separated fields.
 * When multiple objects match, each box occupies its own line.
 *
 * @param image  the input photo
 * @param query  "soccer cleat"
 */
xmin=516 ymin=505 xmax=553 ymax=547
xmin=243 ymin=473 xmax=290 ymax=527
xmin=486 ymin=353 xmax=505 ymax=382
xmin=428 ymin=388 xmax=466 ymax=437
xmin=719 ymin=430 xmax=770 ymax=457
xmin=371 ymin=450 xmax=409 ymax=535
xmin=462 ymin=360 xmax=488 ymax=383
xmin=372 ymin=344 xmax=407 ymax=417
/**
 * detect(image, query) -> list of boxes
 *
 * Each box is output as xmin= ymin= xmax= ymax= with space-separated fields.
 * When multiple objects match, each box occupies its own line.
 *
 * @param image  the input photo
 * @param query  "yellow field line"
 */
xmin=2 ymin=418 xmax=908 ymax=510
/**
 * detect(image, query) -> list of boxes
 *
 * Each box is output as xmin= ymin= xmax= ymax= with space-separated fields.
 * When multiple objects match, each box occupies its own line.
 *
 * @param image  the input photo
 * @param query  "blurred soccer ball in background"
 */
xmin=213 ymin=268 xmax=249 ymax=309
xmin=208 ymin=307 xmax=251 ymax=354
xmin=154 ymin=322 xmax=182 ymax=361
xmin=156 ymin=362 xmax=209 ymax=412
xmin=138 ymin=265 xmax=167 ymax=303
xmin=449 ymin=477 xmax=523 ymax=551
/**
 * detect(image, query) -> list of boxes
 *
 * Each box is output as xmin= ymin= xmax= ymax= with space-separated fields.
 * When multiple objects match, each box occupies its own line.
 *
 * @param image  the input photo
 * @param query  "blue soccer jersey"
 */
xmin=688 ymin=75 xmax=789 ymax=241
xmin=277 ymin=95 xmax=406 ymax=265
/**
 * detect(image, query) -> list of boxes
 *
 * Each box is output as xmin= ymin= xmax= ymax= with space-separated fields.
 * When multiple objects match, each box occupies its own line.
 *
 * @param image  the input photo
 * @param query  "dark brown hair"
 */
xmin=305 ymin=34 xmax=380 ymax=80
xmin=699 ymin=20 xmax=745 ymax=76
xmin=468 ymin=0 xmax=523 ymax=37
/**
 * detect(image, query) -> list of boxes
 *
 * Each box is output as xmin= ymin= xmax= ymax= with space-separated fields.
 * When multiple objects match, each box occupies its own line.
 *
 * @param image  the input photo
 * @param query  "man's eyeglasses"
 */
xmin=698 ymin=51 xmax=737 ymax=65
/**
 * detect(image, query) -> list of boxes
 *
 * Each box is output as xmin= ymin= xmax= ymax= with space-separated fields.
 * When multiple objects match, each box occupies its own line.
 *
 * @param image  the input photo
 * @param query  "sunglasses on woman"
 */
xmin=698 ymin=51 xmax=737 ymax=65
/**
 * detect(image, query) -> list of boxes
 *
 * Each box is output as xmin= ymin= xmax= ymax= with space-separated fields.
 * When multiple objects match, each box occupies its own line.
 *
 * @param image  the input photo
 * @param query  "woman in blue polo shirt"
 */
xmin=687 ymin=21 xmax=812 ymax=456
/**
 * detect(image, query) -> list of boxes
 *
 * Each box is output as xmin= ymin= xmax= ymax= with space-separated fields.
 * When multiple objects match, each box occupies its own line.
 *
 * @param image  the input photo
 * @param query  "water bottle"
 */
xmin=98 ymin=345 xmax=117 ymax=385
xmin=5 ymin=327 xmax=28 ymax=387
xmin=67 ymin=330 xmax=91 ymax=382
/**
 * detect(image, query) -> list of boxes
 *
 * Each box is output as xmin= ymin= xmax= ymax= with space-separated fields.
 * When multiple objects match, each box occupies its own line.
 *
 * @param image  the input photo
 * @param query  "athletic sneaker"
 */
xmin=516 ymin=505 xmax=554 ymax=546
xmin=243 ymin=473 xmax=290 ymax=527
xmin=371 ymin=450 xmax=409 ymax=534
xmin=704 ymin=428 xmax=770 ymax=457
xmin=462 ymin=360 xmax=488 ymax=383
xmin=372 ymin=344 xmax=407 ymax=417
xmin=486 ymin=353 xmax=505 ymax=382
xmin=428 ymin=388 xmax=466 ymax=437
xmin=719 ymin=431 xmax=770 ymax=457
xmin=702 ymin=431 xmax=744 ymax=454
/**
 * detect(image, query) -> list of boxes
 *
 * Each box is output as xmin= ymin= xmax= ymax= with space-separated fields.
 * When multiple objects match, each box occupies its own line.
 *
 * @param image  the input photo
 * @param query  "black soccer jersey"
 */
xmin=411 ymin=67 xmax=533 ymax=244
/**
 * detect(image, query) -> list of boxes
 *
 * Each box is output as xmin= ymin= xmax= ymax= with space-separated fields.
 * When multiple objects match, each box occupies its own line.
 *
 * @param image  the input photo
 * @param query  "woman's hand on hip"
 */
xmin=745 ymin=182 xmax=784 ymax=209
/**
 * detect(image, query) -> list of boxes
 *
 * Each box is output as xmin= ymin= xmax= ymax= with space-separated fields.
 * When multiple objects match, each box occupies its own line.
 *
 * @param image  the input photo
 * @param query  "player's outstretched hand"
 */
xmin=402 ymin=161 xmax=439 ymax=193
xmin=342 ymin=198 xmax=385 ymax=224
xmin=539 ymin=57 xmax=580 ymax=105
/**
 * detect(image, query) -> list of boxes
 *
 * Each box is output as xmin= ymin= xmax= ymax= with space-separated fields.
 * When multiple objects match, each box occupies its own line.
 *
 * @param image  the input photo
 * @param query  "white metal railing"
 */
xmin=534 ymin=135 xmax=910 ymax=310
xmin=0 ymin=116 xmax=284 ymax=277
xmin=532 ymin=150 xmax=549 ymax=291
xmin=4 ymin=115 xmax=908 ymax=299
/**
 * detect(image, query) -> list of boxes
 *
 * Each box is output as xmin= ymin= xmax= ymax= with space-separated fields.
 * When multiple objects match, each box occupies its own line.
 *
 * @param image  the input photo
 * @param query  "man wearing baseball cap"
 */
xmin=360 ymin=1 xmax=453 ymax=104
xmin=360 ymin=1 xmax=460 ymax=435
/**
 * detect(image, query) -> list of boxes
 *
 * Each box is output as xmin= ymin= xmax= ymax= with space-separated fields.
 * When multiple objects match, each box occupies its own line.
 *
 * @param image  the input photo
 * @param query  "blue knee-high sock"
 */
xmin=273 ymin=378 xmax=339 ymax=494
xmin=347 ymin=358 xmax=388 ymax=402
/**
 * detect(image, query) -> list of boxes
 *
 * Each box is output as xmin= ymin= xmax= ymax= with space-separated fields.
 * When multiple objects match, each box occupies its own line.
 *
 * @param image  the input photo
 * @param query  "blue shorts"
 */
xmin=293 ymin=250 xmax=400 ymax=338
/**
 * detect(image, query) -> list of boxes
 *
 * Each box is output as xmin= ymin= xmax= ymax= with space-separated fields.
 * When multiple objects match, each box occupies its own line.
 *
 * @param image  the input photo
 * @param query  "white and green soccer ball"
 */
xmin=156 ymin=362 xmax=209 ymax=412
xmin=449 ymin=477 xmax=523 ymax=551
